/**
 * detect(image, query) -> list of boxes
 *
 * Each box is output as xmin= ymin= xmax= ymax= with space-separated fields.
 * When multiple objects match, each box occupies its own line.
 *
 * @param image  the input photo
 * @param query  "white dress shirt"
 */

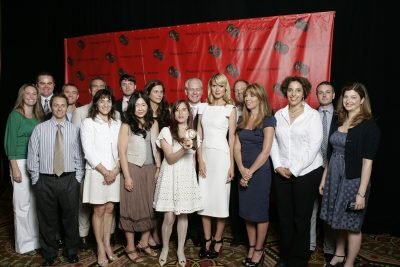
xmin=271 ymin=103 xmax=323 ymax=177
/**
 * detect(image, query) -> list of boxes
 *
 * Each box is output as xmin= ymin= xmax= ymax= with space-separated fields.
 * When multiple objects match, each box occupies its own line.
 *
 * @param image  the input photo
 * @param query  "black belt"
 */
xmin=40 ymin=172 xmax=75 ymax=177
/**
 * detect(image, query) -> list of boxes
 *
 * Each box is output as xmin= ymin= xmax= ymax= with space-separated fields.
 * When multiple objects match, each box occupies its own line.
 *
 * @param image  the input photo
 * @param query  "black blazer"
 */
xmin=326 ymin=113 xmax=339 ymax=161
xmin=114 ymin=99 xmax=123 ymax=116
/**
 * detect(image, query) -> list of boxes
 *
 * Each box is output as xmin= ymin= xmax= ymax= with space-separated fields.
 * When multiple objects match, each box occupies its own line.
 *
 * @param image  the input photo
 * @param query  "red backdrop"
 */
xmin=64 ymin=11 xmax=335 ymax=110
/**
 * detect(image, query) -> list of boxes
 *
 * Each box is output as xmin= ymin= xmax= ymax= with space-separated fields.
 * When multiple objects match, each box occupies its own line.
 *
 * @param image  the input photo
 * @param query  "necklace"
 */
xmin=288 ymin=107 xmax=303 ymax=118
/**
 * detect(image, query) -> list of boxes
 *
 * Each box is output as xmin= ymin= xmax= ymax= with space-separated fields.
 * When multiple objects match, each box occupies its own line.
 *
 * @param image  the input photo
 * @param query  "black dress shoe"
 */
xmin=42 ymin=258 xmax=55 ymax=266
xmin=149 ymin=243 xmax=162 ymax=250
xmin=80 ymin=237 xmax=88 ymax=251
xmin=274 ymin=260 xmax=288 ymax=267
xmin=63 ymin=253 xmax=79 ymax=263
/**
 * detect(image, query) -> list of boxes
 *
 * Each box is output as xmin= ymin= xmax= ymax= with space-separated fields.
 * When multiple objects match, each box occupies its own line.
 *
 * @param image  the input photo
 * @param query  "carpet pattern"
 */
xmin=0 ymin=187 xmax=399 ymax=266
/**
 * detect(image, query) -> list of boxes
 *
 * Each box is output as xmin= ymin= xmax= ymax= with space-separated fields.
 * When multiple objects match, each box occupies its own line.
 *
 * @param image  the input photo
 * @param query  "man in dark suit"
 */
xmin=185 ymin=77 xmax=204 ymax=246
xmin=114 ymin=74 xmax=136 ymax=119
xmin=310 ymin=81 xmax=338 ymax=263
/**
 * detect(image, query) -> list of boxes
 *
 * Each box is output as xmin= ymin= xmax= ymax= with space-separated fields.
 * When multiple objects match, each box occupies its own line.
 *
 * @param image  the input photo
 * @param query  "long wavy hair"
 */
xmin=124 ymin=91 xmax=154 ymax=138
xmin=88 ymin=88 xmax=116 ymax=121
xmin=207 ymin=73 xmax=235 ymax=105
xmin=169 ymin=100 xmax=194 ymax=143
xmin=336 ymin=82 xmax=373 ymax=127
xmin=13 ymin=83 xmax=44 ymax=121
xmin=144 ymin=79 xmax=171 ymax=128
xmin=238 ymin=83 xmax=272 ymax=130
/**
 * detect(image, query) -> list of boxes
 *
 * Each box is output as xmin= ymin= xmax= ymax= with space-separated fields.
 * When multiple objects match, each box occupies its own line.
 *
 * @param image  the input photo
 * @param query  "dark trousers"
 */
xmin=34 ymin=173 xmax=80 ymax=259
xmin=274 ymin=166 xmax=323 ymax=267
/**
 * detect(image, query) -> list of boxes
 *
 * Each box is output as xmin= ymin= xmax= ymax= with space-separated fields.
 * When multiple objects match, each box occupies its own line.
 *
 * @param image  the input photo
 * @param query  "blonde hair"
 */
xmin=207 ymin=73 xmax=235 ymax=105
xmin=13 ymin=83 xmax=44 ymax=121
xmin=238 ymin=83 xmax=272 ymax=129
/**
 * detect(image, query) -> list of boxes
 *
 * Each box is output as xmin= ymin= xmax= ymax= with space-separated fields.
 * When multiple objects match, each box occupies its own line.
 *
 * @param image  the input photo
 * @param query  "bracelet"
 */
xmin=357 ymin=192 xmax=365 ymax=198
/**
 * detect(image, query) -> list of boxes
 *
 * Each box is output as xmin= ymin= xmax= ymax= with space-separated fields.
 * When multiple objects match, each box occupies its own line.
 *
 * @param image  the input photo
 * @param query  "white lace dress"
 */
xmin=153 ymin=127 xmax=203 ymax=214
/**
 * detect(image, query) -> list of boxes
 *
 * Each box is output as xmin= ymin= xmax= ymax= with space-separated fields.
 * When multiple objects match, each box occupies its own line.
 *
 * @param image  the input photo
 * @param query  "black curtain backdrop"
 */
xmin=1 ymin=0 xmax=393 ymax=235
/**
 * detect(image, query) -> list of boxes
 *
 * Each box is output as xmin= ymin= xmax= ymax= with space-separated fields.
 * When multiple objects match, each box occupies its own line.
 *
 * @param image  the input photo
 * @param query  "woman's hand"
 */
xmin=154 ymin=168 xmax=160 ymax=183
xmin=124 ymin=177 xmax=134 ymax=191
xmin=226 ymin=165 xmax=234 ymax=183
xmin=276 ymin=167 xmax=290 ymax=179
xmin=355 ymin=194 xmax=366 ymax=210
xmin=11 ymin=168 xmax=22 ymax=183
xmin=199 ymin=159 xmax=207 ymax=178
xmin=103 ymin=170 xmax=116 ymax=185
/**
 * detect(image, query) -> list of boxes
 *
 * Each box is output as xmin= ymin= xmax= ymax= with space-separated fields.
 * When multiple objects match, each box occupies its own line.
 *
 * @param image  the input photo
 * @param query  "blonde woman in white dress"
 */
xmin=197 ymin=73 xmax=237 ymax=259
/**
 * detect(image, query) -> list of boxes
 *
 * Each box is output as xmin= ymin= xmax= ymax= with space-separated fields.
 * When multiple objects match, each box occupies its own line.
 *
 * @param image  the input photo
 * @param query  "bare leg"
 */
xmin=138 ymin=230 xmax=157 ymax=257
xmin=345 ymin=231 xmax=362 ymax=267
xmin=103 ymin=202 xmax=115 ymax=260
xmin=201 ymin=216 xmax=212 ymax=250
xmin=213 ymin=218 xmax=225 ymax=252
xmin=125 ymin=231 xmax=142 ymax=262
xmin=92 ymin=204 xmax=106 ymax=264
xmin=245 ymin=220 xmax=256 ymax=259
xmin=176 ymin=214 xmax=188 ymax=266
xmin=251 ymin=221 xmax=269 ymax=263
xmin=330 ymin=230 xmax=346 ymax=265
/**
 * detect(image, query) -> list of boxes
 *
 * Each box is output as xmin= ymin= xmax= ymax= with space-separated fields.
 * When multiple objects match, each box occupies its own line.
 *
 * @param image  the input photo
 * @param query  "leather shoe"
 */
xmin=274 ymin=260 xmax=288 ymax=267
xmin=63 ymin=253 xmax=79 ymax=263
xmin=80 ymin=237 xmax=88 ymax=251
xmin=42 ymin=258 xmax=55 ymax=266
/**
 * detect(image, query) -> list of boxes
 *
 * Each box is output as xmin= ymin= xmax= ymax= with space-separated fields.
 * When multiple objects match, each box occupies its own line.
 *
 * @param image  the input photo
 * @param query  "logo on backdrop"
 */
xmin=76 ymin=71 xmax=85 ymax=81
xmin=153 ymin=49 xmax=164 ymax=61
xmin=226 ymin=64 xmax=239 ymax=77
xmin=119 ymin=34 xmax=129 ymax=45
xmin=77 ymin=40 xmax=85 ymax=49
xmin=294 ymin=18 xmax=310 ymax=32
xmin=294 ymin=61 xmax=310 ymax=75
xmin=274 ymin=41 xmax=289 ymax=55
xmin=208 ymin=45 xmax=221 ymax=58
xmin=169 ymin=30 xmax=180 ymax=41
xmin=105 ymin=52 xmax=116 ymax=63
xmin=226 ymin=24 xmax=240 ymax=37
xmin=168 ymin=66 xmax=180 ymax=78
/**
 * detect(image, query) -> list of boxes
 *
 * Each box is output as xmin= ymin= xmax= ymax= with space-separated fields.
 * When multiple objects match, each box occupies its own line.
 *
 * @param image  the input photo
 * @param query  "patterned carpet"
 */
xmin=0 ymin=185 xmax=399 ymax=266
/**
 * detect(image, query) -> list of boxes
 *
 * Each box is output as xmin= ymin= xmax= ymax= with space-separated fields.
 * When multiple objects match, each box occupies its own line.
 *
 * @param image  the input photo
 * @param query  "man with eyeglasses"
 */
xmin=36 ymin=72 xmax=55 ymax=116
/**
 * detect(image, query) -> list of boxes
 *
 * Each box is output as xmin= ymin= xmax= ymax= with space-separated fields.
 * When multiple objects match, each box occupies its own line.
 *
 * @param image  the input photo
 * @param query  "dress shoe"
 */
xmin=23 ymin=250 xmax=37 ymax=256
xmin=274 ymin=260 xmax=288 ymax=267
xmin=80 ymin=237 xmax=88 ymax=251
xmin=42 ymin=258 xmax=55 ymax=266
xmin=63 ymin=252 xmax=79 ymax=263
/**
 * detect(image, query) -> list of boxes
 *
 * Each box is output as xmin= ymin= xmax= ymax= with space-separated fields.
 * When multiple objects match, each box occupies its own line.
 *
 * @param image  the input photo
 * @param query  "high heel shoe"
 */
xmin=207 ymin=239 xmax=223 ymax=259
xmin=137 ymin=241 xmax=158 ymax=257
xmin=97 ymin=259 xmax=109 ymax=266
xmin=198 ymin=237 xmax=212 ymax=258
xmin=242 ymin=245 xmax=256 ymax=265
xmin=159 ymin=248 xmax=169 ymax=266
xmin=177 ymin=250 xmax=186 ymax=267
xmin=324 ymin=255 xmax=346 ymax=267
xmin=125 ymin=248 xmax=143 ymax=263
xmin=246 ymin=247 xmax=265 ymax=267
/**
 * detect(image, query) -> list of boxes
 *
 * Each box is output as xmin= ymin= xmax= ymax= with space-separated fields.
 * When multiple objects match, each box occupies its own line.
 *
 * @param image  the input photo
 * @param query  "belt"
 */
xmin=41 ymin=172 xmax=75 ymax=177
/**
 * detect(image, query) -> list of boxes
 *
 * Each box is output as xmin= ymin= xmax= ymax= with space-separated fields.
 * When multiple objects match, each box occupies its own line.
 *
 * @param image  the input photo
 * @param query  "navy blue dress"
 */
xmin=238 ymin=117 xmax=276 ymax=222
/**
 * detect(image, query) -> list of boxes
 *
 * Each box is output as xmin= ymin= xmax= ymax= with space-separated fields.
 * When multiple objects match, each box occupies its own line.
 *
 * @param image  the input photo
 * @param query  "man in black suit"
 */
xmin=310 ymin=81 xmax=338 ymax=263
xmin=185 ymin=77 xmax=204 ymax=246
xmin=115 ymin=74 xmax=136 ymax=118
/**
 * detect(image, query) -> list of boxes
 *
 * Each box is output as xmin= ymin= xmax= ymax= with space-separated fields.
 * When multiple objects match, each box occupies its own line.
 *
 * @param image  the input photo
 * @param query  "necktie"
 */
xmin=44 ymin=99 xmax=50 ymax=114
xmin=321 ymin=110 xmax=328 ymax=165
xmin=53 ymin=124 xmax=64 ymax=176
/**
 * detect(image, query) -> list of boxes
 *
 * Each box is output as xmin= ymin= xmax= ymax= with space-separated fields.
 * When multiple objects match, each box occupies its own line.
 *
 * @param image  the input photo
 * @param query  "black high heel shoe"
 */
xmin=246 ymin=247 xmax=265 ymax=267
xmin=198 ymin=237 xmax=212 ymax=258
xmin=242 ymin=245 xmax=255 ymax=265
xmin=324 ymin=254 xmax=346 ymax=267
xmin=207 ymin=239 xmax=223 ymax=259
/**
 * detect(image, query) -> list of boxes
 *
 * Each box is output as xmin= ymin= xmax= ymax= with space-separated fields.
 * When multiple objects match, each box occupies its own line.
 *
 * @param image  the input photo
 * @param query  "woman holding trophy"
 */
xmin=153 ymin=99 xmax=203 ymax=266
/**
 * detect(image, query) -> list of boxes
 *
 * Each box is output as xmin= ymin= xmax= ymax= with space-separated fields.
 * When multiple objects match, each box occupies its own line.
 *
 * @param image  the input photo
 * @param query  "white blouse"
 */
xmin=81 ymin=116 xmax=121 ymax=170
xmin=271 ymin=103 xmax=323 ymax=177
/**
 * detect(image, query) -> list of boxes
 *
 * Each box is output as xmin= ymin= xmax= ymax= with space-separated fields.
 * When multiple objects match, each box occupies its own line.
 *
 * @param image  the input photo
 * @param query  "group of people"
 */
xmin=4 ymin=71 xmax=380 ymax=267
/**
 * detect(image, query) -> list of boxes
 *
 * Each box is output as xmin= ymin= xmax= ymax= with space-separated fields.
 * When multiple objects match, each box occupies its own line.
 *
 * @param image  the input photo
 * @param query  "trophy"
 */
xmin=185 ymin=129 xmax=197 ymax=150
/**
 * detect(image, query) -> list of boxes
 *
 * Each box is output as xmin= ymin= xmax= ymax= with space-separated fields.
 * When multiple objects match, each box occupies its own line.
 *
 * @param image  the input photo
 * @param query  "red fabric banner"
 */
xmin=64 ymin=11 xmax=335 ymax=110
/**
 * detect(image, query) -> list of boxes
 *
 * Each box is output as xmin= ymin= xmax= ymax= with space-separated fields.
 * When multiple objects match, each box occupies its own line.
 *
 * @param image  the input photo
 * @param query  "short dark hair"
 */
xmin=119 ymin=74 xmax=136 ymax=85
xmin=281 ymin=76 xmax=312 ymax=99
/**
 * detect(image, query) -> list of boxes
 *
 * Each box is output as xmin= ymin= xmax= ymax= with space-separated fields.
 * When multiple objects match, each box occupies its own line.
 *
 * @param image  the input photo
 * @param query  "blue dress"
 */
xmin=320 ymin=130 xmax=369 ymax=232
xmin=238 ymin=117 xmax=276 ymax=222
